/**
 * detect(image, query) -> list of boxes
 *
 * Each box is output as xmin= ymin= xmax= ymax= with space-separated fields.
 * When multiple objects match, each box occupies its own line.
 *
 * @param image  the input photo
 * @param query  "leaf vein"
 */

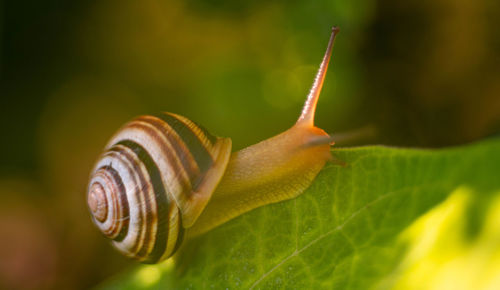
xmin=249 ymin=189 xmax=398 ymax=289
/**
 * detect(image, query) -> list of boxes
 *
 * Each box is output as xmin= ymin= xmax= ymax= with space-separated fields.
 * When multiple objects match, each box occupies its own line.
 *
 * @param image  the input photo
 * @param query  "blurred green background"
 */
xmin=0 ymin=0 xmax=499 ymax=289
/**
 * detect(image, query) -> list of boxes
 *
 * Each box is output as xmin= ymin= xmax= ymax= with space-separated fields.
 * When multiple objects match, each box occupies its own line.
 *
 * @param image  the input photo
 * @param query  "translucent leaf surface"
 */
xmin=99 ymin=138 xmax=500 ymax=289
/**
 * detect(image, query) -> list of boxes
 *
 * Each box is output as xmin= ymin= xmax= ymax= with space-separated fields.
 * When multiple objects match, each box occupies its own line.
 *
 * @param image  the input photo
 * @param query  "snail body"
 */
xmin=87 ymin=27 xmax=340 ymax=263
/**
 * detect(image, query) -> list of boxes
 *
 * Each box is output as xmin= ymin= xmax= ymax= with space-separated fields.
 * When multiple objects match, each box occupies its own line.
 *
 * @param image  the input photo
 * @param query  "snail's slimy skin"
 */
xmin=189 ymin=124 xmax=331 ymax=237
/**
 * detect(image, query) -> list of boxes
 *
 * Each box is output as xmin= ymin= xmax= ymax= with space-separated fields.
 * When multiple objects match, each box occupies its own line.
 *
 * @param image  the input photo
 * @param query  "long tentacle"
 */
xmin=297 ymin=26 xmax=339 ymax=127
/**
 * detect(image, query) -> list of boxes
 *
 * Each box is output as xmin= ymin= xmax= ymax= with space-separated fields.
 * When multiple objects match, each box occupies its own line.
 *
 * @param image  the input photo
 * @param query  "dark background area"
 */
xmin=1 ymin=0 xmax=499 ymax=289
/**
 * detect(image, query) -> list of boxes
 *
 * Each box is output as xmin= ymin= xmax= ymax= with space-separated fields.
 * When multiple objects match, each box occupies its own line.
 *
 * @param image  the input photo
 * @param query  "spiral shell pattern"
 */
xmin=87 ymin=112 xmax=232 ymax=263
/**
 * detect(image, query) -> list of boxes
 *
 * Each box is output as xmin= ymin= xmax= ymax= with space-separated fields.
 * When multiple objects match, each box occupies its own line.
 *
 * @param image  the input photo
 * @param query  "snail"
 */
xmin=87 ymin=27 xmax=340 ymax=263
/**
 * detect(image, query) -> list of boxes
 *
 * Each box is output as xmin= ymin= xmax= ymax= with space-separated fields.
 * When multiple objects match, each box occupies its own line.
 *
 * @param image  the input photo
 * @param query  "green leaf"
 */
xmin=98 ymin=138 xmax=500 ymax=289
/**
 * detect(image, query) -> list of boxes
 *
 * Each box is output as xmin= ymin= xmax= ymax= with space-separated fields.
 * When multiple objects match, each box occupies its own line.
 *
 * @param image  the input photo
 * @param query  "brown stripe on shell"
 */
xmin=115 ymin=139 xmax=171 ymax=263
xmin=137 ymin=115 xmax=201 ymax=189
xmin=155 ymin=112 xmax=215 ymax=190
xmin=90 ymin=171 xmax=116 ymax=236
xmin=104 ymin=165 xmax=130 ymax=242
xmin=126 ymin=120 xmax=192 ymax=199
xmin=172 ymin=206 xmax=185 ymax=255
xmin=107 ymin=145 xmax=164 ymax=260
xmin=160 ymin=202 xmax=180 ymax=260
xmin=94 ymin=167 xmax=128 ymax=239
xmin=104 ymin=147 xmax=150 ymax=256
xmin=167 ymin=112 xmax=216 ymax=155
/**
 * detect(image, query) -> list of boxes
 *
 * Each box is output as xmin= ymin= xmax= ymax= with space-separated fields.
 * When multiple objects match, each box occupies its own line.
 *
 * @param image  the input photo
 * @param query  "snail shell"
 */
xmin=87 ymin=112 xmax=231 ymax=263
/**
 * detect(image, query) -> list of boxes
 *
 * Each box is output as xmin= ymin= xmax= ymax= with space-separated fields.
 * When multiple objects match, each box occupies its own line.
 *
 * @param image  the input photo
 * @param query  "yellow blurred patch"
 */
xmin=134 ymin=266 xmax=161 ymax=287
xmin=133 ymin=259 xmax=174 ymax=287
xmin=379 ymin=187 xmax=500 ymax=290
